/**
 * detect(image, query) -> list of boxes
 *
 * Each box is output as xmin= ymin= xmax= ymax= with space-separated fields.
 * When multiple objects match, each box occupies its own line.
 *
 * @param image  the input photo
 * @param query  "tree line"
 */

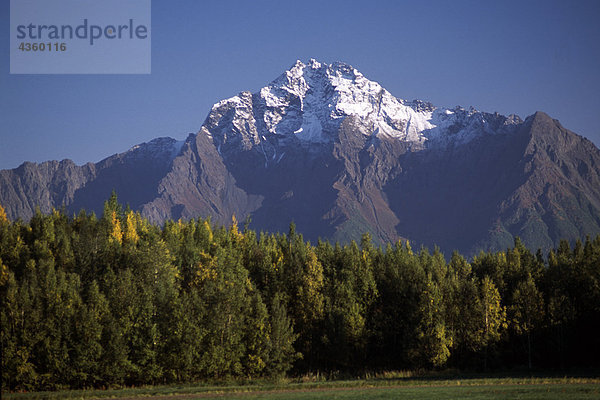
xmin=1 ymin=194 xmax=599 ymax=390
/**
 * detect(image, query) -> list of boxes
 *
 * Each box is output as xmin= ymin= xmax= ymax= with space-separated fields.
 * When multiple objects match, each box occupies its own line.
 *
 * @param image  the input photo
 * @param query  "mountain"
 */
xmin=2 ymin=59 xmax=600 ymax=255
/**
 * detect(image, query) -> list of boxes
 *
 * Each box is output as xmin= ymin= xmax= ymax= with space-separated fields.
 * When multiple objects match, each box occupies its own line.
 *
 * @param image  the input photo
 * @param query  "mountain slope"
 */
xmin=1 ymin=59 xmax=599 ymax=254
xmin=0 ymin=137 xmax=182 ymax=219
xmin=0 ymin=159 xmax=95 ymax=218
xmin=141 ymin=132 xmax=262 ymax=224
xmin=490 ymin=112 xmax=600 ymax=251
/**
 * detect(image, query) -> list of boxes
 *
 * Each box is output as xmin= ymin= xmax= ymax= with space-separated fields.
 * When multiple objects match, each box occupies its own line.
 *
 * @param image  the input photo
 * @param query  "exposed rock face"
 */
xmin=0 ymin=159 xmax=95 ymax=219
xmin=0 ymin=137 xmax=181 ymax=219
xmin=2 ymin=60 xmax=599 ymax=254
xmin=140 ymin=132 xmax=263 ymax=224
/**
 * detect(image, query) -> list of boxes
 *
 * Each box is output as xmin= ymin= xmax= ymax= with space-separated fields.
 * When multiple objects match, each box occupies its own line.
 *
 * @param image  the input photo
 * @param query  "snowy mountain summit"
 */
xmin=203 ymin=59 xmax=522 ymax=157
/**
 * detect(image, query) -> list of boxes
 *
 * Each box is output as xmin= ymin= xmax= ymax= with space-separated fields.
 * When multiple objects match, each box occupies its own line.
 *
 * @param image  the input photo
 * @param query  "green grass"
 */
xmin=206 ymin=384 xmax=600 ymax=400
xmin=10 ymin=384 xmax=599 ymax=400
xmin=4 ymin=375 xmax=600 ymax=400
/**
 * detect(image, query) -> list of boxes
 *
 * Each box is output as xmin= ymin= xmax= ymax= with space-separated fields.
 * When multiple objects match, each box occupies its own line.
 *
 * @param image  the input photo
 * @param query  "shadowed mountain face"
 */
xmin=2 ymin=60 xmax=600 ymax=255
xmin=385 ymin=127 xmax=531 ymax=254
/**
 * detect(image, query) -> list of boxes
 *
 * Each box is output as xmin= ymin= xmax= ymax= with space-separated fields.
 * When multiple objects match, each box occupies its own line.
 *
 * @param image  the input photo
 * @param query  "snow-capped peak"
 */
xmin=203 ymin=59 xmax=521 ymax=154
xmin=256 ymin=59 xmax=455 ymax=145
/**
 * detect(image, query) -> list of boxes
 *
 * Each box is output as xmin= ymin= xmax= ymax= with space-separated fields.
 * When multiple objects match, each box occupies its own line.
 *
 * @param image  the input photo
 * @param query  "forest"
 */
xmin=1 ymin=194 xmax=600 ymax=391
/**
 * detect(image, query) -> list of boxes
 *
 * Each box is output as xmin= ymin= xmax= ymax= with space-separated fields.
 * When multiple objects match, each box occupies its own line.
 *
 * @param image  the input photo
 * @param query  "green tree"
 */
xmin=510 ymin=273 xmax=544 ymax=369
xmin=411 ymin=273 xmax=452 ymax=368
xmin=267 ymin=294 xmax=300 ymax=377
xmin=323 ymin=241 xmax=378 ymax=369
xmin=478 ymin=276 xmax=506 ymax=369
xmin=70 ymin=280 xmax=108 ymax=387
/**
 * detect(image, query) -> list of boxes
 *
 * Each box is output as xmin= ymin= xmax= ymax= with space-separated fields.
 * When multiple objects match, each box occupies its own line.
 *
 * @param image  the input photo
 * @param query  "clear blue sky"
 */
xmin=1 ymin=0 xmax=599 ymax=169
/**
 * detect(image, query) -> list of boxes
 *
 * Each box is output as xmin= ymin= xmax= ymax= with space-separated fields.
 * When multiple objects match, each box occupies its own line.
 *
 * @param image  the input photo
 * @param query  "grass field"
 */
xmin=4 ymin=374 xmax=600 ymax=400
xmin=202 ymin=384 xmax=600 ymax=400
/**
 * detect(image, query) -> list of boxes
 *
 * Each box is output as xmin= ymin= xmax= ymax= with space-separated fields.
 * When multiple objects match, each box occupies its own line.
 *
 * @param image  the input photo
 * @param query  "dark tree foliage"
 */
xmin=1 ymin=200 xmax=600 ymax=390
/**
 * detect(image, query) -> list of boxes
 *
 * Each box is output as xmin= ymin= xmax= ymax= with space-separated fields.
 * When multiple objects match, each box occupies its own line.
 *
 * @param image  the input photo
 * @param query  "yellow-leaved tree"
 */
xmin=0 ymin=204 xmax=7 ymax=223
xmin=123 ymin=210 xmax=140 ymax=245
xmin=109 ymin=210 xmax=123 ymax=245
